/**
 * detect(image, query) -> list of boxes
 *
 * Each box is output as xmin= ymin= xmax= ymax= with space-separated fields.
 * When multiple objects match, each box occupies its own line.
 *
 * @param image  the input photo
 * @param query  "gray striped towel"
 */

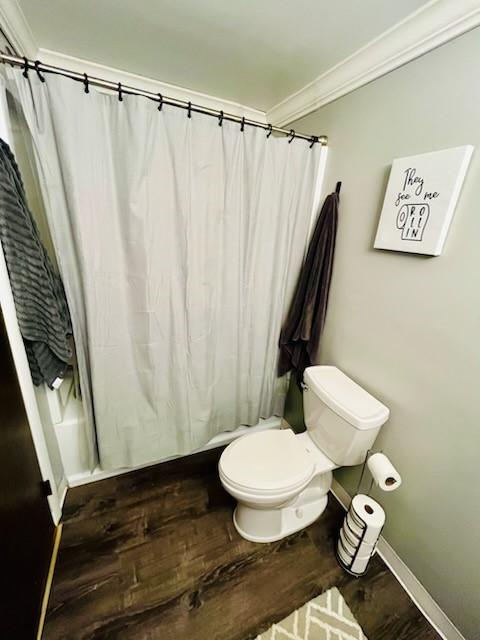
xmin=0 ymin=137 xmax=72 ymax=388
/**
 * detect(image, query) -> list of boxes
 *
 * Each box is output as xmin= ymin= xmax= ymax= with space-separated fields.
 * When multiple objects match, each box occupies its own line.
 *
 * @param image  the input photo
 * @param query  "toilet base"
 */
xmin=232 ymin=475 xmax=331 ymax=543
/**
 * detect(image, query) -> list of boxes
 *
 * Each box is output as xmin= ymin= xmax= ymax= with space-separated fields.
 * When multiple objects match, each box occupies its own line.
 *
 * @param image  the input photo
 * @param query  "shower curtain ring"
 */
xmin=288 ymin=129 xmax=295 ymax=143
xmin=240 ymin=116 xmax=245 ymax=132
xmin=34 ymin=61 xmax=45 ymax=82
xmin=187 ymin=101 xmax=192 ymax=118
xmin=309 ymin=135 xmax=319 ymax=148
xmin=117 ymin=82 xmax=123 ymax=102
xmin=22 ymin=56 xmax=29 ymax=78
xmin=83 ymin=73 xmax=89 ymax=93
xmin=218 ymin=110 xmax=224 ymax=126
xmin=266 ymin=124 xmax=273 ymax=138
xmin=157 ymin=93 xmax=163 ymax=111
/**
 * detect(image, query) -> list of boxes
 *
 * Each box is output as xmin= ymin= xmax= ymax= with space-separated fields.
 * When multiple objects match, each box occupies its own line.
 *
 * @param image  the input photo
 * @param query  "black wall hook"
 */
xmin=83 ymin=73 xmax=89 ymax=93
xmin=34 ymin=60 xmax=45 ymax=82
xmin=335 ymin=181 xmax=342 ymax=195
xmin=22 ymin=56 xmax=29 ymax=78
xmin=157 ymin=93 xmax=163 ymax=111
xmin=187 ymin=101 xmax=192 ymax=118
xmin=266 ymin=124 xmax=273 ymax=138
xmin=218 ymin=110 xmax=223 ymax=126
xmin=240 ymin=116 xmax=245 ymax=132
xmin=288 ymin=129 xmax=295 ymax=143
xmin=117 ymin=82 xmax=123 ymax=102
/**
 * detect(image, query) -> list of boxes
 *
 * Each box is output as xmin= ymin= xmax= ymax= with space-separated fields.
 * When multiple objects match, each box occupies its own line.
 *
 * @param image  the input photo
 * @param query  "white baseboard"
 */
xmin=330 ymin=479 xmax=466 ymax=640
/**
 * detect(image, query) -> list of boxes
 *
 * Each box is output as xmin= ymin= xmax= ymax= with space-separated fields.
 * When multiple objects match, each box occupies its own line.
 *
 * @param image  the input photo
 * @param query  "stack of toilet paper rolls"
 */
xmin=336 ymin=494 xmax=385 ymax=576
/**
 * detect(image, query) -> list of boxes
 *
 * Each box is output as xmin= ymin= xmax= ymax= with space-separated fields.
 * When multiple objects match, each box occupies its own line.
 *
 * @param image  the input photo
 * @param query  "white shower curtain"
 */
xmin=9 ymin=71 xmax=322 ymax=470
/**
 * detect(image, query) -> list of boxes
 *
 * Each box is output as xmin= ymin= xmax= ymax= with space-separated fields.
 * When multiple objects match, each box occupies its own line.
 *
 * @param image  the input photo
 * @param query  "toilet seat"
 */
xmin=219 ymin=429 xmax=315 ymax=494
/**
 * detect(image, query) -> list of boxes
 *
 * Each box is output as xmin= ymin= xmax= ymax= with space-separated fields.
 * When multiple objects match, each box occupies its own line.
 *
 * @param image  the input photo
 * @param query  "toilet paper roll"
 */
xmin=355 ymin=537 xmax=377 ymax=557
xmin=350 ymin=553 xmax=371 ymax=575
xmin=336 ymin=536 xmax=376 ymax=576
xmin=367 ymin=453 xmax=402 ymax=492
xmin=336 ymin=540 xmax=352 ymax=566
xmin=345 ymin=526 xmax=376 ymax=551
xmin=345 ymin=511 xmax=368 ymax=540
xmin=350 ymin=494 xmax=385 ymax=542
xmin=339 ymin=528 xmax=358 ymax=556
xmin=348 ymin=505 xmax=367 ymax=528
xmin=346 ymin=516 xmax=381 ymax=547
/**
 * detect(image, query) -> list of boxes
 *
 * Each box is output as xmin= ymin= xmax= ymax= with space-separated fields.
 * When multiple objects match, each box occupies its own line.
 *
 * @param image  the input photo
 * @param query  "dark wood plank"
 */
xmin=45 ymin=448 xmax=441 ymax=640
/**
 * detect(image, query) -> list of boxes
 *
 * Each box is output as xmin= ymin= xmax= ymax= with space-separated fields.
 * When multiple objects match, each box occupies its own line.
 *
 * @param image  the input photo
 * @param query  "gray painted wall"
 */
xmin=289 ymin=28 xmax=480 ymax=639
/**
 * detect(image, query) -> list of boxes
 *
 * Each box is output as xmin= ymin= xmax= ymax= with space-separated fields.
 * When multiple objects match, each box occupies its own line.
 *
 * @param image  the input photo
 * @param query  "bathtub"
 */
xmin=55 ymin=394 xmax=282 ymax=487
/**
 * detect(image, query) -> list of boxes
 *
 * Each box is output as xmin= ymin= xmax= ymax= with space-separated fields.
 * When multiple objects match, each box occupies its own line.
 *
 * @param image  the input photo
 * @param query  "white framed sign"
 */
xmin=374 ymin=145 xmax=473 ymax=256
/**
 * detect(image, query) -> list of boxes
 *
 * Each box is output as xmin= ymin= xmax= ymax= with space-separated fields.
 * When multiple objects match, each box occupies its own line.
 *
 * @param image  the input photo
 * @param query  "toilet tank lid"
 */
xmin=304 ymin=366 xmax=389 ymax=430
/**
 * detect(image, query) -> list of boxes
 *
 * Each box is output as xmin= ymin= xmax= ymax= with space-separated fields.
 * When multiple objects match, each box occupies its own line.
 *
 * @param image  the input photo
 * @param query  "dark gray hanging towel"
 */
xmin=278 ymin=189 xmax=338 ymax=385
xmin=0 ymin=138 xmax=72 ymax=387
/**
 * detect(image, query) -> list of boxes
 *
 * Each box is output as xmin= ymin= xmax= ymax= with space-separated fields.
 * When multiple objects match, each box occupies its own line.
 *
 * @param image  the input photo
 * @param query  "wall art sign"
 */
xmin=374 ymin=145 xmax=473 ymax=256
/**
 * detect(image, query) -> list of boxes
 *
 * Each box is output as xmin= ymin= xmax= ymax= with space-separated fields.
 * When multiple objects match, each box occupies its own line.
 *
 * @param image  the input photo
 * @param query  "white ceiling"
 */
xmin=17 ymin=0 xmax=429 ymax=111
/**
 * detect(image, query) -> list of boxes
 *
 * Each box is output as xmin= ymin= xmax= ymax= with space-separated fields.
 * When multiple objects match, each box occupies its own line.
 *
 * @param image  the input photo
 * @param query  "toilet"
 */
xmin=219 ymin=365 xmax=389 ymax=543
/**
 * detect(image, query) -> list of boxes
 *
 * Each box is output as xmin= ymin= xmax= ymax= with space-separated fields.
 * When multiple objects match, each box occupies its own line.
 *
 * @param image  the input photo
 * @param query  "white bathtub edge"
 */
xmin=67 ymin=416 xmax=283 ymax=488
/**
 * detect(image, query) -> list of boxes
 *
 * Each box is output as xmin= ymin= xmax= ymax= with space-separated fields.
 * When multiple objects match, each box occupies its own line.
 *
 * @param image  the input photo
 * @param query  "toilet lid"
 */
xmin=219 ymin=429 xmax=314 ymax=492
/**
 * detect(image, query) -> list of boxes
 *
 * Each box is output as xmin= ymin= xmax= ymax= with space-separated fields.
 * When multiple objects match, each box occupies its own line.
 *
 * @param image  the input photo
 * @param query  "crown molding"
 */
xmin=0 ymin=0 xmax=37 ymax=57
xmin=38 ymin=49 xmax=266 ymax=120
xmin=267 ymin=0 xmax=480 ymax=127
xmin=3 ymin=0 xmax=479 ymax=129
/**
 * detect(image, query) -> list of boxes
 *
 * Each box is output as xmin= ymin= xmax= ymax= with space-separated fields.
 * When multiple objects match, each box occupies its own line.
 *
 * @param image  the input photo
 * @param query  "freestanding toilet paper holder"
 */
xmin=336 ymin=449 xmax=402 ymax=575
xmin=335 ymin=450 xmax=384 ymax=577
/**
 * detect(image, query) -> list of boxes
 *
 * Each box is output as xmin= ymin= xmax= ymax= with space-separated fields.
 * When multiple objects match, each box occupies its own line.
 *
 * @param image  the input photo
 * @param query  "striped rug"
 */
xmin=256 ymin=587 xmax=367 ymax=640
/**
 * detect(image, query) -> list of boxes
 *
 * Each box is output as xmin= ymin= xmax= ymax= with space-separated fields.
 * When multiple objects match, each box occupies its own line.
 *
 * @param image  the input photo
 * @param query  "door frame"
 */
xmin=0 ymin=77 xmax=64 ymax=524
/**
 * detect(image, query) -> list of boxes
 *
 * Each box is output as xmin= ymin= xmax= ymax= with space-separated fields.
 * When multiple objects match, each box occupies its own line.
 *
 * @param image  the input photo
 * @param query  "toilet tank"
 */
xmin=303 ymin=366 xmax=389 ymax=466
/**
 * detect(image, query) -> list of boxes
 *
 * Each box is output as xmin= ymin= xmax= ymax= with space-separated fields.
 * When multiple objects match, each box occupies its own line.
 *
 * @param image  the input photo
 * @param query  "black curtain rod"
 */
xmin=0 ymin=52 xmax=328 ymax=147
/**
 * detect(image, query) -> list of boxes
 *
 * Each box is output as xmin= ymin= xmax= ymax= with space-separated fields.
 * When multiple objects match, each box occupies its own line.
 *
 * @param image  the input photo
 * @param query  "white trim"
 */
xmin=0 ymin=77 xmax=63 ymax=524
xmin=330 ymin=479 xmax=466 ymax=640
xmin=58 ymin=476 xmax=68 ymax=511
xmin=37 ymin=49 xmax=266 ymax=121
xmin=3 ymin=0 xmax=480 ymax=127
xmin=0 ymin=234 xmax=62 ymax=525
xmin=0 ymin=0 xmax=37 ymax=57
xmin=267 ymin=0 xmax=480 ymax=127
xmin=68 ymin=417 xmax=282 ymax=487
xmin=306 ymin=146 xmax=329 ymax=245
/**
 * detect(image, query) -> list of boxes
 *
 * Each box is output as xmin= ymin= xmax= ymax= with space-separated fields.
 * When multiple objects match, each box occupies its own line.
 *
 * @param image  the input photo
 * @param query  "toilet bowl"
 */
xmin=219 ymin=429 xmax=336 ymax=542
xmin=219 ymin=366 xmax=389 ymax=543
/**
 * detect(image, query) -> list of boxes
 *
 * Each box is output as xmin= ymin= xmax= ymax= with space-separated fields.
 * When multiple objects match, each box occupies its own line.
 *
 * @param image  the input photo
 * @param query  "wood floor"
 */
xmin=45 ymin=448 xmax=441 ymax=640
